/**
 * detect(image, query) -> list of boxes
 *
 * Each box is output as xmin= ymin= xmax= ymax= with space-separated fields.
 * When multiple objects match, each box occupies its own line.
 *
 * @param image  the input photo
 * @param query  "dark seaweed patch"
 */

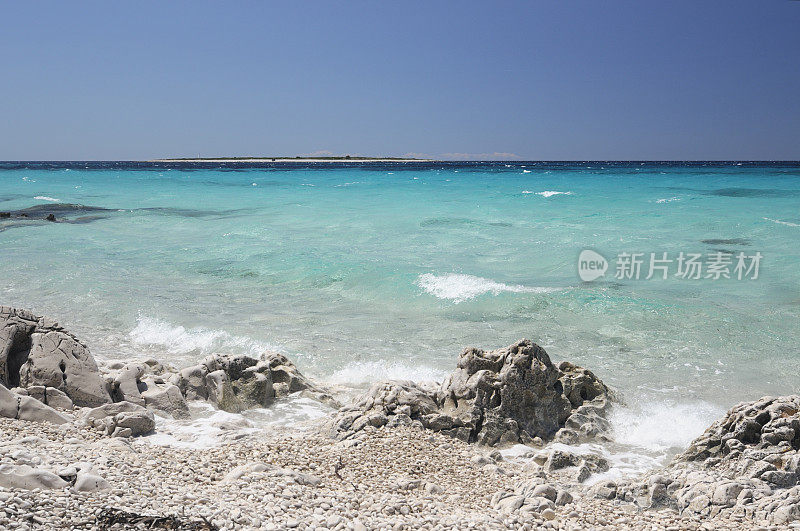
xmin=0 ymin=203 xmax=114 ymax=232
xmin=0 ymin=194 xmax=27 ymax=203
xmin=420 ymin=217 xmax=512 ymax=228
xmin=13 ymin=203 xmax=111 ymax=217
xmin=708 ymin=188 xmax=800 ymax=198
xmin=701 ymin=238 xmax=751 ymax=246
xmin=138 ymin=206 xmax=255 ymax=218
xmin=420 ymin=217 xmax=477 ymax=227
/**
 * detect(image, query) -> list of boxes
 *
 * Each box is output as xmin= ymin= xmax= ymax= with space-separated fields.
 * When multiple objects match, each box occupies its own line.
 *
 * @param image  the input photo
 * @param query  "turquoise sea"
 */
xmin=2 ymin=161 xmax=799 ymax=465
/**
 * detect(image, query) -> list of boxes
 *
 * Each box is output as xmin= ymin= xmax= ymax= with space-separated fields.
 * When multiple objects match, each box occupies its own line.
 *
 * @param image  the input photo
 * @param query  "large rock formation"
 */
xmin=329 ymin=339 xmax=611 ymax=446
xmin=611 ymin=395 xmax=800 ymax=526
xmin=1 ymin=306 xmax=336 ymax=430
xmin=0 ymin=306 xmax=110 ymax=407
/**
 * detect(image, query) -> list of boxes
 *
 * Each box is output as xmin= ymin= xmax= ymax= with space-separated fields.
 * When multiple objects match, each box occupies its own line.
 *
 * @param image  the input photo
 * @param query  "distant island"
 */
xmin=148 ymin=156 xmax=434 ymax=163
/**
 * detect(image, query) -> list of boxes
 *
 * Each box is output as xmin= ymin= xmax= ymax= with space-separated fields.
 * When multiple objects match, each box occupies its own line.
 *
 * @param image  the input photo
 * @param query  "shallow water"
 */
xmin=2 ymin=161 xmax=799 ymax=467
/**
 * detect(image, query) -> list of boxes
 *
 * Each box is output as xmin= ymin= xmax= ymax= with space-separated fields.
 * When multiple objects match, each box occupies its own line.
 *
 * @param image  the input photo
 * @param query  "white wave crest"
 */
xmin=764 ymin=217 xmax=800 ymax=227
xmin=609 ymin=399 xmax=724 ymax=453
xmin=129 ymin=316 xmax=274 ymax=358
xmin=656 ymin=197 xmax=680 ymax=203
xmin=522 ymin=191 xmax=573 ymax=198
xmin=34 ymin=196 xmax=60 ymax=202
xmin=327 ymin=360 xmax=449 ymax=387
xmin=416 ymin=273 xmax=558 ymax=303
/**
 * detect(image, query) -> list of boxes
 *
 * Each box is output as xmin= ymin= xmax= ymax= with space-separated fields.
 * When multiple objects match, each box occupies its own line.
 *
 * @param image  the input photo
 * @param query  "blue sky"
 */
xmin=1 ymin=1 xmax=799 ymax=160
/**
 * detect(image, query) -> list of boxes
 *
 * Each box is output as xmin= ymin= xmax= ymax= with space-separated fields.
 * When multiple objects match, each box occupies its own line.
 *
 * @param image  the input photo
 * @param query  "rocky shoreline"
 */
xmin=1 ymin=305 xmax=798 ymax=529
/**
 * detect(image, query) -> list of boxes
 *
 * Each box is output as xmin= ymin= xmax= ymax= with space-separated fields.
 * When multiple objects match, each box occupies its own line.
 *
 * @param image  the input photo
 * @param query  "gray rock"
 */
xmin=623 ymin=394 xmax=800 ymax=525
xmin=0 ymin=463 xmax=69 ymax=490
xmin=0 ymin=384 xmax=71 ymax=424
xmin=81 ymin=401 xmax=155 ymax=437
xmin=327 ymin=380 xmax=439 ymax=440
xmin=493 ymin=481 xmax=565 ymax=515
xmin=23 ymin=385 xmax=73 ymax=410
xmin=140 ymin=380 xmax=189 ymax=419
xmin=676 ymin=395 xmax=800 ymax=488
xmin=328 ymin=339 xmax=613 ymax=446
xmin=108 ymin=363 xmax=147 ymax=406
xmin=589 ymin=480 xmax=617 ymax=500
xmin=437 ymin=340 xmax=573 ymax=445
xmin=175 ymin=352 xmax=335 ymax=413
xmin=0 ymin=306 xmax=111 ymax=407
xmin=72 ymin=470 xmax=110 ymax=492
xmin=712 ymin=482 xmax=744 ymax=506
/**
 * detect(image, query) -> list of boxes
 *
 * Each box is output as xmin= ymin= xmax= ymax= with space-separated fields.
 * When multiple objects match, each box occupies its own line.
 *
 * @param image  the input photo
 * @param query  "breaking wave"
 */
xmin=416 ymin=273 xmax=559 ymax=303
xmin=327 ymin=360 xmax=449 ymax=387
xmin=522 ymin=190 xmax=573 ymax=198
xmin=764 ymin=217 xmax=800 ymax=227
xmin=129 ymin=315 xmax=276 ymax=359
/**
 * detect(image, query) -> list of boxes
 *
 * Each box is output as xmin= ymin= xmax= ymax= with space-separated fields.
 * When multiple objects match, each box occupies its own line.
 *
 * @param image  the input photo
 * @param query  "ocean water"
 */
xmin=2 ymin=161 xmax=800 ymax=466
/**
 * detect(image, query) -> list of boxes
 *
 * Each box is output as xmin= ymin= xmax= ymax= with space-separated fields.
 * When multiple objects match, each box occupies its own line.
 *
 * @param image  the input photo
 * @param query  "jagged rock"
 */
xmin=107 ymin=363 xmax=147 ymax=405
xmin=614 ymin=395 xmax=800 ymax=526
xmin=140 ymin=379 xmax=189 ymax=419
xmin=492 ymin=480 xmax=572 ymax=515
xmin=328 ymin=339 xmax=612 ymax=446
xmin=103 ymin=361 xmax=190 ymax=419
xmin=81 ymin=401 xmax=155 ymax=437
xmin=175 ymin=351 xmax=334 ymax=413
xmin=0 ymin=383 xmax=71 ymax=424
xmin=329 ymin=381 xmax=439 ymax=438
xmin=543 ymin=448 xmax=609 ymax=482
xmin=589 ymin=480 xmax=618 ymax=500
xmin=436 ymin=340 xmax=573 ymax=445
xmin=0 ymin=306 xmax=111 ymax=407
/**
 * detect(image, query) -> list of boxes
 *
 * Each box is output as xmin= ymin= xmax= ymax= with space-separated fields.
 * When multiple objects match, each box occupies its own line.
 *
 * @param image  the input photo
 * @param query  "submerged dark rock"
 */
xmin=701 ymin=238 xmax=751 ymax=246
xmin=0 ymin=203 xmax=112 ymax=232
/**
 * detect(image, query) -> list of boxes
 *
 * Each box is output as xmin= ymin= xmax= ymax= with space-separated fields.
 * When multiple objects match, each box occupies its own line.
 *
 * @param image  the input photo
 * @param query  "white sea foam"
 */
xmin=522 ymin=190 xmax=573 ymax=198
xmin=34 ymin=196 xmax=60 ymax=202
xmin=416 ymin=273 xmax=559 ymax=303
xmin=655 ymin=197 xmax=680 ymax=203
xmin=146 ymin=396 xmax=332 ymax=448
xmin=500 ymin=399 xmax=725 ymax=481
xmin=609 ymin=399 xmax=724 ymax=453
xmin=327 ymin=360 xmax=449 ymax=386
xmin=522 ymin=170 xmax=531 ymax=173
xmin=764 ymin=217 xmax=800 ymax=227
xmin=129 ymin=316 xmax=276 ymax=358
